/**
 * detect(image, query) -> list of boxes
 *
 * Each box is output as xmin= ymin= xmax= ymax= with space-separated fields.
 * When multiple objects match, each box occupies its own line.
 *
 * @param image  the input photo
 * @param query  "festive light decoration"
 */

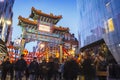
xmin=23 ymin=49 xmax=28 ymax=55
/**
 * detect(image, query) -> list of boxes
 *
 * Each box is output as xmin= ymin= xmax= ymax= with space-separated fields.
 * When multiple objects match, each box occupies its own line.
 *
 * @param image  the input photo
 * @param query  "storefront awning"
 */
xmin=80 ymin=39 xmax=105 ymax=52
xmin=0 ymin=39 xmax=8 ymax=56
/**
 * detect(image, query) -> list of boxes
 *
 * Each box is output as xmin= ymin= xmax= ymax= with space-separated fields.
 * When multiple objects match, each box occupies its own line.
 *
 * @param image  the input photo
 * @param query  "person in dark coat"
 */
xmin=1 ymin=57 xmax=11 ymax=80
xmin=25 ymin=65 xmax=29 ymax=80
xmin=53 ymin=58 xmax=60 ymax=80
xmin=63 ymin=58 xmax=80 ymax=80
xmin=39 ymin=60 xmax=48 ymax=80
xmin=97 ymin=53 xmax=108 ymax=80
xmin=9 ymin=61 xmax=15 ymax=80
xmin=14 ymin=54 xmax=27 ymax=80
xmin=47 ymin=57 xmax=55 ymax=80
xmin=28 ymin=57 xmax=39 ymax=80
xmin=82 ymin=53 xmax=95 ymax=80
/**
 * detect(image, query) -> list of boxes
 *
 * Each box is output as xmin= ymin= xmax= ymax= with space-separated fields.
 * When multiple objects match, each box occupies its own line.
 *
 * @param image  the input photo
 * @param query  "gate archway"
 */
xmin=18 ymin=7 xmax=70 ymax=62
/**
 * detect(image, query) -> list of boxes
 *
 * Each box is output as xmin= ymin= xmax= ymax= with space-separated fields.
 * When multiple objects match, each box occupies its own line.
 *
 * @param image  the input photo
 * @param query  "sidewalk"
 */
xmin=77 ymin=75 xmax=120 ymax=80
xmin=0 ymin=75 xmax=26 ymax=80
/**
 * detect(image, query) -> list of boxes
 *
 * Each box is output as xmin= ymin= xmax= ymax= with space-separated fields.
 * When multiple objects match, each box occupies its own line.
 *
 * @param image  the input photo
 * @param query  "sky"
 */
xmin=12 ymin=0 xmax=79 ymax=51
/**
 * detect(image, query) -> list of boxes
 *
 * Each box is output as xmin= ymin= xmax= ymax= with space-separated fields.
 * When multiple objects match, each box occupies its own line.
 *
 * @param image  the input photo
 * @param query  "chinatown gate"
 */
xmin=18 ymin=7 xmax=69 ymax=62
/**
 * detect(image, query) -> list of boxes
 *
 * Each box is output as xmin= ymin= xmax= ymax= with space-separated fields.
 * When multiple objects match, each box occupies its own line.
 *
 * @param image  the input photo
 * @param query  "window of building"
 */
xmin=107 ymin=18 xmax=115 ymax=32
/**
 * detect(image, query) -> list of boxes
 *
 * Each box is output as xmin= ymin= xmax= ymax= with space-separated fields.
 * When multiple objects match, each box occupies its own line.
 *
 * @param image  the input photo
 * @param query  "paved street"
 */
xmin=0 ymin=74 xmax=120 ymax=80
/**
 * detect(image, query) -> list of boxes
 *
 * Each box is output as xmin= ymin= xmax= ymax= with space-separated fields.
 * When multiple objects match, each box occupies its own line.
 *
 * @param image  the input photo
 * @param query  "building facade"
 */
xmin=0 ymin=0 xmax=14 ymax=44
xmin=77 ymin=0 xmax=120 ymax=64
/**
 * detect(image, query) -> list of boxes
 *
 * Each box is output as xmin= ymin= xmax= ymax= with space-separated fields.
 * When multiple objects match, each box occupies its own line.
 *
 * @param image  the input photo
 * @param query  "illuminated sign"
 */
xmin=38 ymin=24 xmax=51 ymax=32
xmin=24 ymin=33 xmax=62 ymax=44
xmin=26 ymin=29 xmax=60 ymax=38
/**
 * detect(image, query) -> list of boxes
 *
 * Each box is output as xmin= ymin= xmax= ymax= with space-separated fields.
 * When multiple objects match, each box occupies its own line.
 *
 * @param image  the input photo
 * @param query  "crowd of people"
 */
xmin=0 ymin=52 xmax=109 ymax=80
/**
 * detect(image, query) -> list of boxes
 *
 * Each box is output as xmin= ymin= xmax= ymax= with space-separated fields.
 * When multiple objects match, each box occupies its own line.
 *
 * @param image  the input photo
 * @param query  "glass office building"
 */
xmin=77 ymin=0 xmax=120 ymax=64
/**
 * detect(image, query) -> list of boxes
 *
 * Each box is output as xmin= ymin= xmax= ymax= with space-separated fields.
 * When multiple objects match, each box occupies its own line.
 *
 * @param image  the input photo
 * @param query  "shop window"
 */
xmin=107 ymin=18 xmax=114 ymax=32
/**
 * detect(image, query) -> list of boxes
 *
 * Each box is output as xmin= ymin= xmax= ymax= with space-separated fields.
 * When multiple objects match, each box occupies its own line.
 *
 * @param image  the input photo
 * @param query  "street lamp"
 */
xmin=40 ymin=43 xmax=45 ymax=49
xmin=69 ymin=47 xmax=76 ymax=57
xmin=14 ymin=39 xmax=21 ymax=60
xmin=72 ymin=47 xmax=76 ymax=51
xmin=0 ymin=0 xmax=4 ymax=2
xmin=6 ymin=20 xmax=12 ymax=26
xmin=0 ymin=17 xmax=12 ymax=41
xmin=14 ymin=46 xmax=19 ymax=61
xmin=0 ymin=17 xmax=12 ymax=26
xmin=0 ymin=17 xmax=4 ymax=24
